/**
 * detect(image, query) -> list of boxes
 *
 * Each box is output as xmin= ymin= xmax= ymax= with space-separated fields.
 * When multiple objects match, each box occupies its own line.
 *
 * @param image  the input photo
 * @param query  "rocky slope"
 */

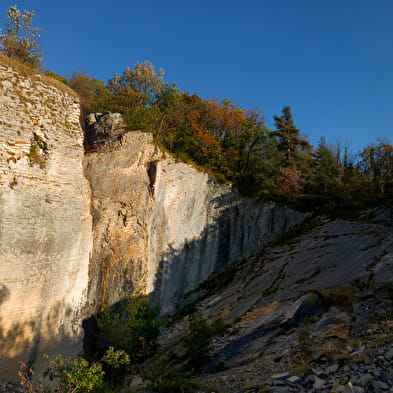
xmin=0 ymin=58 xmax=93 ymax=378
xmin=153 ymin=207 xmax=393 ymax=392
xmin=84 ymin=113 xmax=305 ymax=314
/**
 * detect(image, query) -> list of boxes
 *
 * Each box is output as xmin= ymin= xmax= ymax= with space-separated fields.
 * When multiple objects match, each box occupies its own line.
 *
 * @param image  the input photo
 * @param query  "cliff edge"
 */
xmin=84 ymin=113 xmax=306 ymax=314
xmin=0 ymin=59 xmax=93 ymax=377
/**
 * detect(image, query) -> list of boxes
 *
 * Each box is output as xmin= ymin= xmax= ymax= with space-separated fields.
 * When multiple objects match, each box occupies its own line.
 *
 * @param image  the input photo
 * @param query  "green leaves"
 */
xmin=181 ymin=313 xmax=212 ymax=373
xmin=44 ymin=354 xmax=105 ymax=393
xmin=0 ymin=5 xmax=42 ymax=67
xmin=43 ymin=347 xmax=131 ymax=393
xmin=96 ymin=295 xmax=162 ymax=363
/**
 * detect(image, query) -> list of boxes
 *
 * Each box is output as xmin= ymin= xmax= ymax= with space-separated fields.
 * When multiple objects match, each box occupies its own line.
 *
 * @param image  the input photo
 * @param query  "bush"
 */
xmin=43 ymin=347 xmax=130 ymax=393
xmin=181 ymin=312 xmax=212 ymax=373
xmin=44 ymin=70 xmax=68 ymax=85
xmin=44 ymin=355 xmax=105 ymax=393
xmin=96 ymin=295 xmax=162 ymax=363
xmin=141 ymin=358 xmax=191 ymax=393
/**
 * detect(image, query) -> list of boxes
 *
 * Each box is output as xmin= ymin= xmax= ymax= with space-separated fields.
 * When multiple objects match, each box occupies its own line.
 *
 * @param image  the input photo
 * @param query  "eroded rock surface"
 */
xmin=0 ymin=61 xmax=92 ymax=378
xmin=84 ymin=114 xmax=305 ymax=313
xmin=156 ymin=208 xmax=393 ymax=391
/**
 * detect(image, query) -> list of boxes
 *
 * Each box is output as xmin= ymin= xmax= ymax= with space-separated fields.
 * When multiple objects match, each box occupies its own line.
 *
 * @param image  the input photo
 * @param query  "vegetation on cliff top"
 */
xmin=70 ymin=63 xmax=393 ymax=211
xmin=0 ymin=5 xmax=41 ymax=67
xmin=1 ymin=6 xmax=392 ymax=210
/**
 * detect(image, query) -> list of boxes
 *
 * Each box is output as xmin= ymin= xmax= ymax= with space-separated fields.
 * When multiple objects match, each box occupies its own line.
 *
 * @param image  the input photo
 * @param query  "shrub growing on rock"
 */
xmin=96 ymin=295 xmax=162 ymax=363
xmin=181 ymin=312 xmax=212 ymax=373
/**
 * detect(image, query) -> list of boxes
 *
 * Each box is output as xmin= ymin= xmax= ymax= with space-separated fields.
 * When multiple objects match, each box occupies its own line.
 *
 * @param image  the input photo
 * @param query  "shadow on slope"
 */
xmin=149 ymin=196 xmax=305 ymax=314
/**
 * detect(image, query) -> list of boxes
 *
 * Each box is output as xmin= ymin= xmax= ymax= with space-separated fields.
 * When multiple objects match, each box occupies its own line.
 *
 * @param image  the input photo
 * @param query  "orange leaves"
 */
xmin=277 ymin=165 xmax=304 ymax=202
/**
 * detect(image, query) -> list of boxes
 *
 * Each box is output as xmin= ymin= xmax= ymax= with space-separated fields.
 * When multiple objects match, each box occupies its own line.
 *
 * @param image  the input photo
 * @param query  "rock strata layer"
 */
xmin=0 ymin=60 xmax=92 ymax=378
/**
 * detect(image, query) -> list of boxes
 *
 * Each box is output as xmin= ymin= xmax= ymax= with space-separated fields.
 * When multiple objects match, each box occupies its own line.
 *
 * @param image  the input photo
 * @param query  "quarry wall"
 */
xmin=0 ymin=60 xmax=305 ymax=378
xmin=85 ymin=114 xmax=305 ymax=314
xmin=0 ymin=60 xmax=93 ymax=377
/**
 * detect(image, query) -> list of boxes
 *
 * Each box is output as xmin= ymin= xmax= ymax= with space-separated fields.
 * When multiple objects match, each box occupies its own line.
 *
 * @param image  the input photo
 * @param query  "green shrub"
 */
xmin=28 ymin=143 xmax=46 ymax=168
xmin=44 ymin=70 xmax=68 ymax=85
xmin=141 ymin=359 xmax=191 ymax=393
xmin=43 ymin=347 xmax=129 ymax=393
xmin=97 ymin=295 xmax=162 ymax=363
xmin=181 ymin=312 xmax=212 ymax=373
xmin=44 ymin=355 xmax=105 ymax=393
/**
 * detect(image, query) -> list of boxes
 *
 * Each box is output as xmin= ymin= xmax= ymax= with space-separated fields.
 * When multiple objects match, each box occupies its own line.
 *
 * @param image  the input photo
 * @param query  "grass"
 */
xmin=0 ymin=53 xmax=78 ymax=98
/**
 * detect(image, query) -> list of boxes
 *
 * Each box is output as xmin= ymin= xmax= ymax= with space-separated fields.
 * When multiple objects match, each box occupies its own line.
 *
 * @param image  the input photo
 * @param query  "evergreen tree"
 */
xmin=311 ymin=136 xmax=341 ymax=196
xmin=273 ymin=107 xmax=310 ymax=161
xmin=272 ymin=106 xmax=311 ymax=173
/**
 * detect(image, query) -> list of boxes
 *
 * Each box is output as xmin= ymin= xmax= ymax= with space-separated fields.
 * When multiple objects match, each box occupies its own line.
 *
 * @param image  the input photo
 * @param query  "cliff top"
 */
xmin=0 ymin=53 xmax=78 ymax=99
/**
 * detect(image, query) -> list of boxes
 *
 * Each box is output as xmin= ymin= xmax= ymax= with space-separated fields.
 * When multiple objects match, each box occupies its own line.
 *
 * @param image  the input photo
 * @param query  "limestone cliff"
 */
xmin=85 ymin=113 xmax=305 ymax=314
xmin=0 ymin=61 xmax=305 ymax=379
xmin=0 ymin=58 xmax=92 ymax=377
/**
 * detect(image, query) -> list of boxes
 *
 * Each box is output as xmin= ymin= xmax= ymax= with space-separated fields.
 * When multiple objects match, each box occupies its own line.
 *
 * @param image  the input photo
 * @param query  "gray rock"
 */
xmin=326 ymin=364 xmax=340 ymax=374
xmin=271 ymin=373 xmax=291 ymax=381
xmin=291 ymin=293 xmax=326 ymax=326
xmin=377 ymin=381 xmax=390 ymax=390
xmin=85 ymin=112 xmax=126 ymax=144
xmin=356 ymin=374 xmax=373 ymax=387
xmin=287 ymin=376 xmax=301 ymax=383
xmin=342 ymin=384 xmax=355 ymax=393
xmin=385 ymin=371 xmax=393 ymax=385
xmin=310 ymin=375 xmax=326 ymax=390
xmin=271 ymin=380 xmax=286 ymax=386
xmin=385 ymin=348 xmax=393 ymax=361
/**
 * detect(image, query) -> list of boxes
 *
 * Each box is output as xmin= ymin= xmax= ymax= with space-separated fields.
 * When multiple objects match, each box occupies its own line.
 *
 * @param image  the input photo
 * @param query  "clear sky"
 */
xmin=1 ymin=0 xmax=392 ymax=150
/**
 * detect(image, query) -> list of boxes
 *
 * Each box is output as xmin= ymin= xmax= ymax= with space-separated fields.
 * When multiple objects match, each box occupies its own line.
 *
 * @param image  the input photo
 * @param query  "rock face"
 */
xmin=0 ymin=62 xmax=305 ymax=378
xmin=157 ymin=208 xmax=393 ymax=391
xmin=85 ymin=113 xmax=305 ymax=314
xmin=0 ymin=59 xmax=93 ymax=378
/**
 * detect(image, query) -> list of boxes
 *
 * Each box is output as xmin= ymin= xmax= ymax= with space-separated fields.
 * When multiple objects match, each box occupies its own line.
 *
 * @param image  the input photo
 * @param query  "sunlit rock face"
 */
xmin=85 ymin=114 xmax=305 ymax=314
xmin=0 ymin=61 xmax=92 ymax=378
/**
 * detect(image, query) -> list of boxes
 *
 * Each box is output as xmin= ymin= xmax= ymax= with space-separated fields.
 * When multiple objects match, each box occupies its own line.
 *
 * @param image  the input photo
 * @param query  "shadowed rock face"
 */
xmin=0 ymin=63 xmax=93 ymax=378
xmin=84 ymin=114 xmax=306 ymax=314
xmin=155 ymin=208 xmax=393 ymax=390
xmin=85 ymin=112 xmax=126 ymax=145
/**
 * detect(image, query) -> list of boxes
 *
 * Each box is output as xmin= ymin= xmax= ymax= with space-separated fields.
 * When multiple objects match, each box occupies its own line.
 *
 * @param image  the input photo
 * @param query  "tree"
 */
xmin=272 ymin=106 xmax=311 ymax=172
xmin=96 ymin=295 xmax=162 ymax=364
xmin=181 ymin=313 xmax=212 ymax=373
xmin=109 ymin=61 xmax=164 ymax=108
xmin=107 ymin=61 xmax=165 ymax=129
xmin=359 ymin=138 xmax=393 ymax=200
xmin=68 ymin=71 xmax=112 ymax=117
xmin=0 ymin=5 xmax=42 ymax=67
xmin=277 ymin=165 xmax=304 ymax=203
xmin=311 ymin=137 xmax=341 ymax=196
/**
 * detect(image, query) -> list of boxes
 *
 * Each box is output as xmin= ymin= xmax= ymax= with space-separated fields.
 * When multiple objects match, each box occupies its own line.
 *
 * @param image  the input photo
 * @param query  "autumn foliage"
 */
xmin=70 ymin=62 xmax=393 ymax=210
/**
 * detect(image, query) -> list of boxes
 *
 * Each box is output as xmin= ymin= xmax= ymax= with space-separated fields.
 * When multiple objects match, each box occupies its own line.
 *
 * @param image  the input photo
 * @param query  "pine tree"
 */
xmin=272 ymin=106 xmax=311 ymax=172
xmin=312 ymin=137 xmax=340 ymax=195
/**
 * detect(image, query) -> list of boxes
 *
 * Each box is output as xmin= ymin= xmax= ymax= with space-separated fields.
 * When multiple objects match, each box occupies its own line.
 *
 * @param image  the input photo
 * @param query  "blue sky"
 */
xmin=1 ymin=0 xmax=392 ymax=150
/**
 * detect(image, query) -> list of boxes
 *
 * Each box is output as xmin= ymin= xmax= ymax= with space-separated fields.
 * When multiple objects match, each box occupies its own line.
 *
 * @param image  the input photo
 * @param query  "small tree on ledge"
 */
xmin=0 ymin=5 xmax=42 ymax=67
